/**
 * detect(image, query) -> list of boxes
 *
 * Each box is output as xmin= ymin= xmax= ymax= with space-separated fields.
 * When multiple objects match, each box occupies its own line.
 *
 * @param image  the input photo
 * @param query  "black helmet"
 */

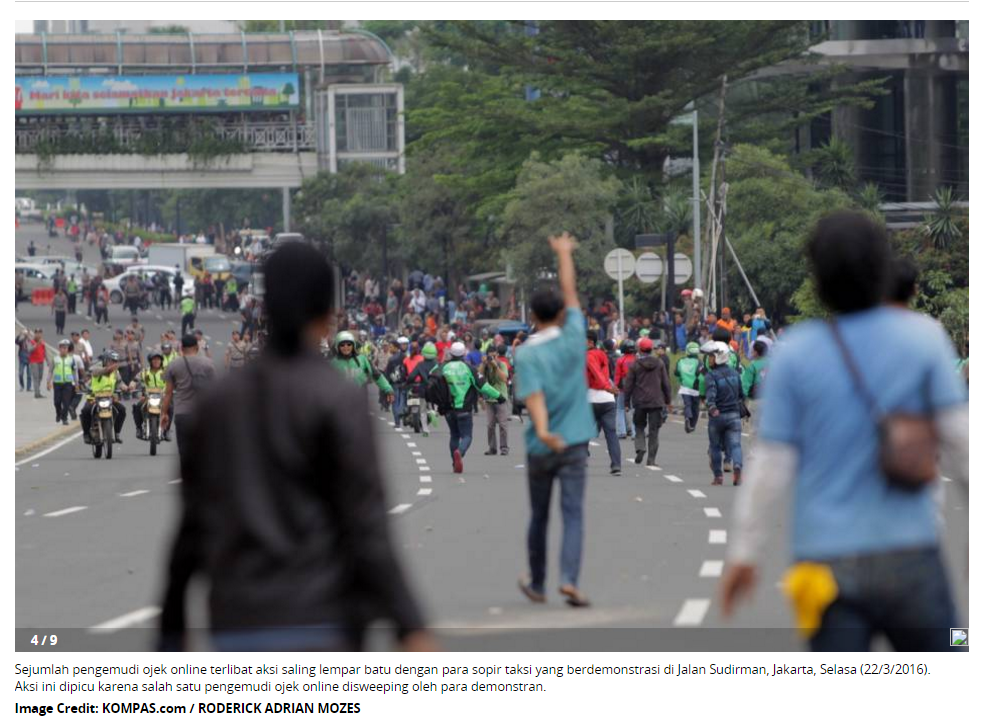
xmin=147 ymin=349 xmax=164 ymax=364
xmin=620 ymin=339 xmax=636 ymax=354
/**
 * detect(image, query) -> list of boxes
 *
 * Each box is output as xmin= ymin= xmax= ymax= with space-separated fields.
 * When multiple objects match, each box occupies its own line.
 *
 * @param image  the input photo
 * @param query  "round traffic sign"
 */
xmin=603 ymin=248 xmax=635 ymax=282
xmin=634 ymin=252 xmax=663 ymax=284
xmin=673 ymin=253 xmax=693 ymax=284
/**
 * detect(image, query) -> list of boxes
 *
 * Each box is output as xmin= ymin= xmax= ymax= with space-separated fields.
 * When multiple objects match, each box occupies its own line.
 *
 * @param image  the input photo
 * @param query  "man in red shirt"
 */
xmin=434 ymin=328 xmax=451 ymax=362
xmin=585 ymin=331 xmax=622 ymax=475
xmin=28 ymin=328 xmax=48 ymax=399
xmin=614 ymin=339 xmax=637 ymax=438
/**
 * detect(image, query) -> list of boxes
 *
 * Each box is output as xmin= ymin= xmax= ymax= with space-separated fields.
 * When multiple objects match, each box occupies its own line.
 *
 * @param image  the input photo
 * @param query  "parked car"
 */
xmin=108 ymin=245 xmax=142 ymax=268
xmin=15 ymin=264 xmax=55 ymax=300
xmin=229 ymin=260 xmax=255 ymax=291
xmin=104 ymin=265 xmax=195 ymax=305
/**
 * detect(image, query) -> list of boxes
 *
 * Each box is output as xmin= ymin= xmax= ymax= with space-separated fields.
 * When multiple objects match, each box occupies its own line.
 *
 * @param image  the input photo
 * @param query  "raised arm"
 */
xmin=549 ymin=232 xmax=579 ymax=310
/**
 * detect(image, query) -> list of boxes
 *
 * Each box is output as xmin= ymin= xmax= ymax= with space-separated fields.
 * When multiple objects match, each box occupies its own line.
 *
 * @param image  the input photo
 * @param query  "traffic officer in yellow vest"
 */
xmin=47 ymin=339 xmax=79 ymax=425
xmin=160 ymin=340 xmax=178 ymax=370
xmin=133 ymin=349 xmax=167 ymax=440
xmin=79 ymin=351 xmax=127 ymax=444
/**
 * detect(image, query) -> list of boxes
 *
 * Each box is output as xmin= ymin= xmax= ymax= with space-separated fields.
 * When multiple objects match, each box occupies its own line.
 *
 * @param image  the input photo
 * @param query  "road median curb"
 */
xmin=15 ymin=426 xmax=80 ymax=461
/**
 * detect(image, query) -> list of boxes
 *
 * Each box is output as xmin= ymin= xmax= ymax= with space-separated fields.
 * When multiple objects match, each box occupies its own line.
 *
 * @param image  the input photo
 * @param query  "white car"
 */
xmin=108 ymin=245 xmax=142 ymax=267
xmin=15 ymin=263 xmax=55 ymax=299
xmin=104 ymin=265 xmax=194 ymax=304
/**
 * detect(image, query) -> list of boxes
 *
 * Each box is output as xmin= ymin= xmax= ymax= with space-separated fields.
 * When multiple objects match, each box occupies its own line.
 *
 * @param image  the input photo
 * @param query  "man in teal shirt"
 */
xmin=515 ymin=232 xmax=596 ymax=608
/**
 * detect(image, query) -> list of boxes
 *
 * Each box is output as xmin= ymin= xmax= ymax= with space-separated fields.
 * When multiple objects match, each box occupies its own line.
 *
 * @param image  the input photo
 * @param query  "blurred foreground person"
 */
xmin=721 ymin=211 xmax=969 ymax=651
xmin=160 ymin=242 xmax=432 ymax=652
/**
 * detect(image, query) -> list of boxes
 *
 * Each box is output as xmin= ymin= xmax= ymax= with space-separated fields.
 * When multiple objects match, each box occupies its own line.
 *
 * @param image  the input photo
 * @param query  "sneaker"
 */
xmin=83 ymin=434 xmax=93 ymax=445
xmin=422 ymin=431 xmax=429 ymax=437
xmin=452 ymin=450 xmax=463 ymax=474
xmin=733 ymin=469 xmax=742 ymax=486
xmin=634 ymin=451 xmax=645 ymax=464
xmin=723 ymin=460 xmax=733 ymax=473
xmin=684 ymin=420 xmax=693 ymax=433
xmin=114 ymin=435 xmax=123 ymax=444
xmin=69 ymin=410 xmax=77 ymax=420
xmin=62 ymin=419 xmax=69 ymax=426
xmin=646 ymin=459 xmax=656 ymax=467
xmin=500 ymin=448 xmax=509 ymax=456
xmin=610 ymin=467 xmax=621 ymax=476
xmin=484 ymin=450 xmax=497 ymax=456
xmin=711 ymin=476 xmax=724 ymax=486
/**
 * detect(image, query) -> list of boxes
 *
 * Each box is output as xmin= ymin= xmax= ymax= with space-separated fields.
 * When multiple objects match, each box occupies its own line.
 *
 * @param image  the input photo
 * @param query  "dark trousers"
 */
xmin=810 ymin=548 xmax=958 ymax=652
xmin=80 ymin=400 xmax=126 ymax=436
xmin=175 ymin=414 xmax=195 ymax=468
xmin=682 ymin=393 xmax=700 ymax=429
xmin=52 ymin=382 xmax=75 ymax=422
xmin=445 ymin=410 xmax=473 ymax=460
xmin=632 ymin=407 xmax=664 ymax=465
xmin=526 ymin=443 xmax=589 ymax=592
xmin=181 ymin=313 xmax=195 ymax=337
xmin=55 ymin=311 xmax=66 ymax=335
xmin=591 ymin=401 xmax=622 ymax=471
xmin=67 ymin=293 xmax=77 ymax=314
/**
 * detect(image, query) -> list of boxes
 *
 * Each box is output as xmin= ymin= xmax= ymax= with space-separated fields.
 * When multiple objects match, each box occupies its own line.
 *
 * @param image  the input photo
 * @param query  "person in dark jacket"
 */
xmin=159 ymin=242 xmax=433 ymax=653
xmin=704 ymin=341 xmax=745 ymax=486
xmin=621 ymin=337 xmax=672 ymax=466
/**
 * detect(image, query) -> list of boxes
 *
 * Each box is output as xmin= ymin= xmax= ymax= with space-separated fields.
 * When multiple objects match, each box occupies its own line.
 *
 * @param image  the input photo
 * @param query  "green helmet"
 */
xmin=639 ymin=328 xmax=650 ymax=339
xmin=335 ymin=331 xmax=356 ymax=349
xmin=421 ymin=342 xmax=438 ymax=360
xmin=686 ymin=341 xmax=700 ymax=356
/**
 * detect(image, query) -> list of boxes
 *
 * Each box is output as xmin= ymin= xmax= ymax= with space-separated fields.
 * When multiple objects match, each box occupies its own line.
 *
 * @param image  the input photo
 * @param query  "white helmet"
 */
xmin=711 ymin=341 xmax=731 ymax=366
xmin=449 ymin=341 xmax=467 ymax=358
xmin=396 ymin=336 xmax=409 ymax=345
xmin=692 ymin=288 xmax=704 ymax=299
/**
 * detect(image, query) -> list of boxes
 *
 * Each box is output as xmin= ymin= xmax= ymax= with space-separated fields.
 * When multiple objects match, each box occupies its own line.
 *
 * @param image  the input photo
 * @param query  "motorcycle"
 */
xmin=89 ymin=391 xmax=117 ymax=460
xmin=403 ymin=394 xmax=423 ymax=434
xmin=139 ymin=386 xmax=165 ymax=456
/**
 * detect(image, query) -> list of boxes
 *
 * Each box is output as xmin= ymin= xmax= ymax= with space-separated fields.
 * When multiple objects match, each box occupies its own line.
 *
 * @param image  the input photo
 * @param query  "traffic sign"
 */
xmin=635 ymin=252 xmax=663 ymax=284
xmin=603 ymin=248 xmax=635 ymax=282
xmin=674 ymin=253 xmax=693 ymax=284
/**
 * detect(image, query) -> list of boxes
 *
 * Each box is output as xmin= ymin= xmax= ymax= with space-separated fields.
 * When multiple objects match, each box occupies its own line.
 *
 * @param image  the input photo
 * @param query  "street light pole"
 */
xmin=692 ymin=107 xmax=701 ymax=292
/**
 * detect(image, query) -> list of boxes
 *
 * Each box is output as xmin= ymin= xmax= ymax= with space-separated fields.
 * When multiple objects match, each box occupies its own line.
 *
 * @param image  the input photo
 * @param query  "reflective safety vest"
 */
xmin=90 ymin=372 xmax=118 ymax=395
xmin=52 ymin=355 xmax=77 ymax=384
xmin=162 ymin=352 xmax=178 ymax=369
xmin=141 ymin=369 xmax=166 ymax=389
xmin=226 ymin=279 xmax=238 ymax=294
xmin=180 ymin=298 xmax=195 ymax=315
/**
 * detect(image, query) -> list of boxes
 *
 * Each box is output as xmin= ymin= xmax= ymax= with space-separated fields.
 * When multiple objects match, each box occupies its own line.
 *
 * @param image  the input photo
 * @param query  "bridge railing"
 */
xmin=15 ymin=119 xmax=316 ymax=154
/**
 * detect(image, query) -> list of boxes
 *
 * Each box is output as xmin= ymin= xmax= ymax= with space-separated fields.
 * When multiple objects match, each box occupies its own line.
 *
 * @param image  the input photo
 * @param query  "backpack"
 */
xmin=388 ymin=357 xmax=408 ymax=385
xmin=425 ymin=366 xmax=452 ymax=415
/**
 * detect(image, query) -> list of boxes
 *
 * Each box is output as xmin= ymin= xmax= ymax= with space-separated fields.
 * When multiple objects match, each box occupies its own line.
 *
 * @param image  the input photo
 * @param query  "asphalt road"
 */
xmin=14 ymin=223 xmax=969 ymax=652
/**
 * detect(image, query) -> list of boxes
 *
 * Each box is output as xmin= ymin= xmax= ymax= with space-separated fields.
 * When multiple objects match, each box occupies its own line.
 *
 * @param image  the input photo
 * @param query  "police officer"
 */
xmin=80 ymin=352 xmax=127 ymax=444
xmin=47 ymin=339 xmax=79 ymax=425
xmin=133 ymin=350 xmax=167 ymax=440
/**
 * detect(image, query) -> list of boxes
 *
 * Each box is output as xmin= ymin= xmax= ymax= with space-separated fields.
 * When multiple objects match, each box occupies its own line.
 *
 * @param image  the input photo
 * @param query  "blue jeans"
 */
xmin=445 ymin=410 xmax=473 ymax=460
xmin=526 ymin=443 xmax=589 ymax=591
xmin=18 ymin=356 xmax=31 ymax=390
xmin=810 ymin=548 xmax=958 ymax=652
xmin=681 ymin=393 xmax=700 ymax=429
xmin=392 ymin=387 xmax=407 ymax=426
xmin=591 ymin=401 xmax=622 ymax=470
xmin=708 ymin=411 xmax=742 ymax=476
xmin=615 ymin=391 xmax=635 ymax=437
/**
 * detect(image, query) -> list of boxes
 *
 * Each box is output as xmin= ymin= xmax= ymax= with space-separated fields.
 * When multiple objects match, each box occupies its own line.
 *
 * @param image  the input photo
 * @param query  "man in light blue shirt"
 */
xmin=515 ymin=232 xmax=596 ymax=608
xmin=722 ymin=211 xmax=969 ymax=651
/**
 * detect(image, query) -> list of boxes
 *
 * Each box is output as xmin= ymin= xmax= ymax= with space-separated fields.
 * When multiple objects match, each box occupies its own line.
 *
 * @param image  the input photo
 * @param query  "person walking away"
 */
xmin=51 ymin=288 xmax=68 ymax=336
xmin=16 ymin=331 xmax=33 ymax=392
xmin=614 ymin=339 xmax=637 ymax=439
xmin=704 ymin=341 xmax=745 ymax=486
xmin=158 ymin=242 xmax=433 ymax=652
xmin=438 ymin=341 xmax=505 ymax=473
xmin=180 ymin=294 xmax=196 ymax=338
xmin=407 ymin=342 xmax=440 ymax=436
xmin=482 ymin=345 xmax=510 ymax=455
xmin=225 ymin=275 xmax=239 ymax=311
xmin=585 ymin=331 xmax=622 ymax=476
xmin=66 ymin=275 xmax=78 ymax=314
xmin=160 ymin=334 xmax=216 ymax=466
xmin=46 ymin=339 xmax=78 ymax=425
xmin=515 ymin=232 xmax=596 ymax=607
xmin=172 ymin=268 xmax=184 ymax=308
xmin=676 ymin=342 xmax=703 ymax=433
xmin=28 ymin=329 xmax=47 ymax=398
xmin=721 ymin=210 xmax=969 ymax=652
xmin=385 ymin=338 xmax=409 ymax=427
xmin=741 ymin=339 xmax=770 ymax=428
xmin=94 ymin=284 xmax=110 ymax=327
xmin=621 ymin=337 xmax=672 ymax=466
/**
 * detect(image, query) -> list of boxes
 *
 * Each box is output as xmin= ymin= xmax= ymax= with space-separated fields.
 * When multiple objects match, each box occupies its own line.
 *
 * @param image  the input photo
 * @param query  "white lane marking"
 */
xmin=741 ymin=433 xmax=750 ymax=438
xmin=588 ymin=441 xmax=600 ymax=447
xmin=167 ymin=478 xmax=182 ymax=485
xmin=419 ymin=475 xmax=432 ymax=483
xmin=218 ymin=313 xmax=227 ymax=320
xmin=417 ymin=488 xmax=432 ymax=496
xmin=378 ymin=416 xmax=386 ymax=421
xmin=401 ymin=434 xmax=411 ymax=439
xmin=411 ymin=451 xmax=422 ymax=457
xmin=388 ymin=503 xmax=412 ymax=515
xmin=942 ymin=476 xmax=953 ymax=482
xmin=673 ymin=599 xmax=710 ymax=627
xmin=89 ymin=606 xmax=161 ymax=633
xmin=709 ymin=530 xmax=728 ymax=544
xmin=43 ymin=506 xmax=87 ymax=518
xmin=407 ymin=442 xmax=417 ymax=448
xmin=687 ymin=489 xmax=707 ymax=499
xmin=665 ymin=475 xmax=683 ymax=483
xmin=16 ymin=432 xmax=83 ymax=465
xmin=625 ymin=457 xmax=636 ymax=463
xmin=700 ymin=560 xmax=725 ymax=578
xmin=119 ymin=490 xmax=149 ymax=498
xmin=418 ymin=466 xmax=431 ymax=472
xmin=416 ymin=458 xmax=428 ymax=465
xmin=646 ymin=465 xmax=662 ymax=471
xmin=394 ymin=428 xmax=404 ymax=432
xmin=703 ymin=507 xmax=722 ymax=518
xmin=387 ymin=422 xmax=394 ymax=426
xmin=155 ymin=314 xmax=162 ymax=320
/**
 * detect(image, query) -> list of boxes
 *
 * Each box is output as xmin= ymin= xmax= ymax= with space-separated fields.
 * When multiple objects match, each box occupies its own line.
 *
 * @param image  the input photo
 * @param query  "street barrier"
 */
xmin=31 ymin=288 xmax=54 ymax=306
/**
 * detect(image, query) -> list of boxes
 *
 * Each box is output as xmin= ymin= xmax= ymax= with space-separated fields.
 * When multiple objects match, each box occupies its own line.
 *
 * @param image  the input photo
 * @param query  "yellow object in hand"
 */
xmin=783 ymin=562 xmax=839 ymax=639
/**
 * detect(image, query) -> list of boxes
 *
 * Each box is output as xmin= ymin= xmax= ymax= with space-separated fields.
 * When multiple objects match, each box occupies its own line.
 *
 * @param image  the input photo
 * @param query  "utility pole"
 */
xmin=705 ymin=75 xmax=728 ymax=312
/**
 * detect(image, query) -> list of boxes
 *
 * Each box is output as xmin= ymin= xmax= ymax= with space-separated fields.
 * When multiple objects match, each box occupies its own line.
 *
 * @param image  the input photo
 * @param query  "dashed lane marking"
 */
xmin=407 ymin=442 xmax=417 ymax=448
xmin=411 ymin=451 xmax=422 ymax=457
xmin=387 ymin=422 xmax=394 ymax=427
xmin=703 ymin=507 xmax=722 ymax=518
xmin=167 ymin=479 xmax=181 ymax=485
xmin=709 ymin=530 xmax=727 ymax=544
xmin=699 ymin=560 xmax=724 ymax=578
xmin=673 ymin=599 xmax=710 ymax=627
xmin=418 ymin=467 xmax=431 ymax=472
xmin=687 ymin=489 xmax=707 ymax=499
xmin=646 ymin=465 xmax=662 ymax=471
xmin=665 ymin=474 xmax=683 ymax=483
xmin=588 ymin=441 xmax=600 ymax=447
xmin=43 ymin=506 xmax=87 ymax=518
xmin=119 ymin=490 xmax=149 ymax=498
xmin=388 ymin=503 xmax=412 ymax=515
xmin=419 ymin=475 xmax=432 ymax=483
xmin=942 ymin=476 xmax=953 ymax=482
xmin=401 ymin=434 xmax=411 ymax=439
xmin=89 ymin=606 xmax=161 ymax=633
xmin=417 ymin=488 xmax=432 ymax=496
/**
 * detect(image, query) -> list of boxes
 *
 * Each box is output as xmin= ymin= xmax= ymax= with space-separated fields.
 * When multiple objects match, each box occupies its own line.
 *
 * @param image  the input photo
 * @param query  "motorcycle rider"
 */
xmin=79 ymin=351 xmax=127 ymax=445
xmin=133 ymin=350 xmax=167 ymax=441
xmin=440 ymin=341 xmax=506 ymax=473
xmin=330 ymin=331 xmax=394 ymax=402
xmin=406 ymin=342 xmax=440 ymax=436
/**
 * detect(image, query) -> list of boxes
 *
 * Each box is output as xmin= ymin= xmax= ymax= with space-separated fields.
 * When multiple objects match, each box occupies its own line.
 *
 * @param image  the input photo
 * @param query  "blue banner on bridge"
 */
xmin=15 ymin=73 xmax=300 ymax=115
